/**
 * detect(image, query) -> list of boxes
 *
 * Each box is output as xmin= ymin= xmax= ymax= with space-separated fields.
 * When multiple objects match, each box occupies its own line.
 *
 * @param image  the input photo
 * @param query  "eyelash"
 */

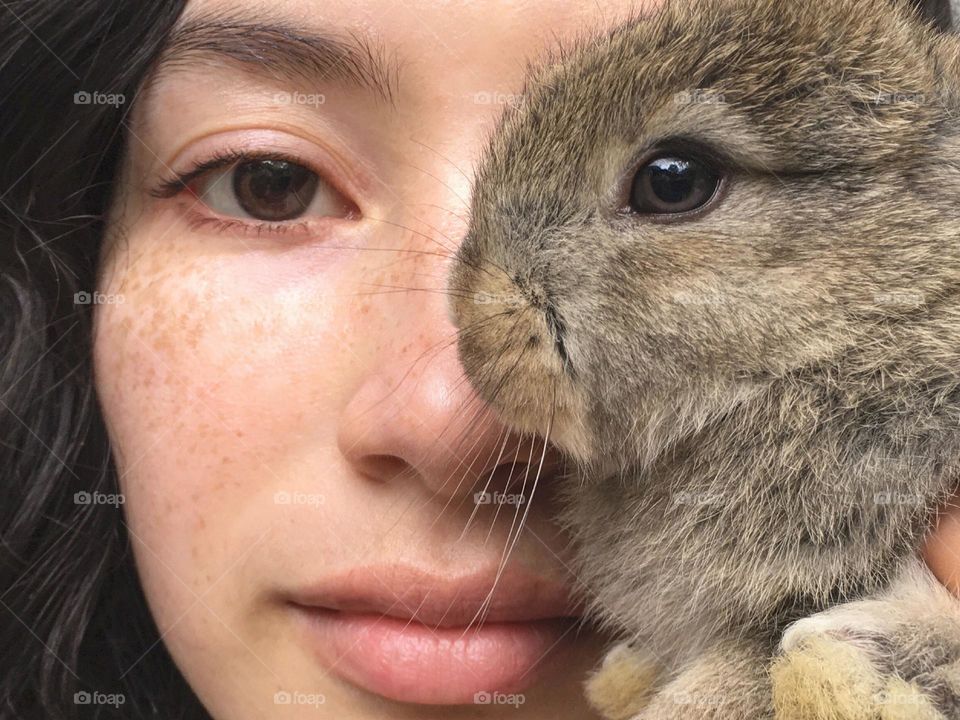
xmin=150 ymin=149 xmax=349 ymax=237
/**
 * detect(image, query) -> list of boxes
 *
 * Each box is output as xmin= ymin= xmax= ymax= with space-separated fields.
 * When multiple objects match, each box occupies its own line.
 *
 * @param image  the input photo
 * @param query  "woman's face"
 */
xmin=95 ymin=0 xmax=651 ymax=717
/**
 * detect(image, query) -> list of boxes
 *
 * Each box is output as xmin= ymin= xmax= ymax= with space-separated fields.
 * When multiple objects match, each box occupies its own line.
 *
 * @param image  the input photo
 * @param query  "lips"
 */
xmin=286 ymin=564 xmax=584 ymax=705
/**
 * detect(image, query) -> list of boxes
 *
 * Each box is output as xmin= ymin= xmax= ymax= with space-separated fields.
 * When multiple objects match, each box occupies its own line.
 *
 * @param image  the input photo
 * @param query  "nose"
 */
xmin=337 ymin=328 xmax=550 ymax=502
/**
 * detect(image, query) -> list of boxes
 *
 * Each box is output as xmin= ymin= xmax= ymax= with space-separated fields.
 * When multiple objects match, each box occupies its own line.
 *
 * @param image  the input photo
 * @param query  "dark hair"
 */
xmin=0 ymin=0 xmax=954 ymax=718
xmin=0 ymin=1 xmax=207 ymax=718
xmin=915 ymin=0 xmax=954 ymax=30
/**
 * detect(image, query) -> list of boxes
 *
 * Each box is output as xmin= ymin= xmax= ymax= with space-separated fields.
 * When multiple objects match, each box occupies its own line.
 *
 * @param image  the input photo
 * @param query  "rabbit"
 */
xmin=448 ymin=0 xmax=960 ymax=717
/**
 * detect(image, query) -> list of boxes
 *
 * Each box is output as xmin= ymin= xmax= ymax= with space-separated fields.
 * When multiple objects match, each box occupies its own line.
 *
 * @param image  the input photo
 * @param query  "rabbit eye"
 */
xmin=629 ymin=155 xmax=722 ymax=216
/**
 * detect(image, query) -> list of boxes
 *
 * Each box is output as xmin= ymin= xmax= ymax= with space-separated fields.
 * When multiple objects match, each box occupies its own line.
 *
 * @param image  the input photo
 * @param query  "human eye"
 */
xmin=151 ymin=147 xmax=359 ymax=238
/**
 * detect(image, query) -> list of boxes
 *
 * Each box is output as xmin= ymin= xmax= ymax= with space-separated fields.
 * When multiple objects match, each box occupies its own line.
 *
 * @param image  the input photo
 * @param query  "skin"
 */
xmin=92 ymin=0 xmax=960 ymax=718
xmin=95 ymin=1 xmax=655 ymax=718
xmin=924 ymin=500 xmax=960 ymax=596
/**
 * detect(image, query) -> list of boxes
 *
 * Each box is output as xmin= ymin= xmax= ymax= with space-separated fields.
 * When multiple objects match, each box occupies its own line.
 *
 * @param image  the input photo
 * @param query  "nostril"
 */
xmin=509 ymin=276 xmax=572 ymax=372
xmin=356 ymin=454 xmax=411 ymax=483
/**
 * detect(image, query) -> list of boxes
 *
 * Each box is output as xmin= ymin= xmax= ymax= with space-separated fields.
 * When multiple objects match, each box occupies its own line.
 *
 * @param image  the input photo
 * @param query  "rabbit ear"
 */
xmin=909 ymin=0 xmax=954 ymax=32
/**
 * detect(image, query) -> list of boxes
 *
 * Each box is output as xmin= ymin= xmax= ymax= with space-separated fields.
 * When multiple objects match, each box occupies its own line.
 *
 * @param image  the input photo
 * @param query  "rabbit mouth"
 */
xmin=543 ymin=302 xmax=571 ymax=371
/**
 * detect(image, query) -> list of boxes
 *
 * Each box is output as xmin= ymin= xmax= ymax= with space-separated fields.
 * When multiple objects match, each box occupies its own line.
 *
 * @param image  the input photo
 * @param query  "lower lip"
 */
xmin=295 ymin=607 xmax=577 ymax=705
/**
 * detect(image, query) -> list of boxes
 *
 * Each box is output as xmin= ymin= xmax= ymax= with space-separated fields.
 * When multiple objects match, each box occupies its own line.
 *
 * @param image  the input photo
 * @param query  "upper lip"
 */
xmin=286 ymin=564 xmax=584 ymax=628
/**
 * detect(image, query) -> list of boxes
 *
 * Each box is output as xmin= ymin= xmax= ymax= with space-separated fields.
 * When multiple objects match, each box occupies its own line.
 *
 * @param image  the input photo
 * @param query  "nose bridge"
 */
xmin=338 ymin=214 xmax=557 ymax=501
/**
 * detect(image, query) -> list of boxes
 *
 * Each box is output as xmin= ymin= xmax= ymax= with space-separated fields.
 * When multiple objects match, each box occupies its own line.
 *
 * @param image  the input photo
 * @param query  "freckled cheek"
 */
xmin=92 ymin=248 xmax=375 ymax=598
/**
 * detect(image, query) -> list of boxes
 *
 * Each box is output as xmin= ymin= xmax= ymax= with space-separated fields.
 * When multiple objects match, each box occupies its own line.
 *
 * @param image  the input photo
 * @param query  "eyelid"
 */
xmin=153 ymin=149 xmax=340 ymax=199
xmin=149 ymin=128 xmax=367 ymax=209
xmin=149 ymin=139 xmax=362 ymax=239
xmin=151 ymin=149 xmax=280 ymax=199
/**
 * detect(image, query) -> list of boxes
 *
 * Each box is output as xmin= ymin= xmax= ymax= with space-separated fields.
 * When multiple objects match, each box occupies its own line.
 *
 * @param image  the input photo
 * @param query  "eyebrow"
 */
xmin=151 ymin=13 xmax=400 ymax=104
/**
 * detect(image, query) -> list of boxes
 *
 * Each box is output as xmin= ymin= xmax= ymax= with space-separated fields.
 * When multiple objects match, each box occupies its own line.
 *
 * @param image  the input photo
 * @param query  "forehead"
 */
xmin=175 ymin=0 xmax=659 ymax=83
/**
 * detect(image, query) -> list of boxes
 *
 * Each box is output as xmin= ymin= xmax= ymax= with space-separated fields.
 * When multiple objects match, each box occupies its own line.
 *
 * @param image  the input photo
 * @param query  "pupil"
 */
xmin=233 ymin=160 xmax=318 ymax=221
xmin=629 ymin=153 xmax=722 ymax=216
xmin=648 ymin=158 xmax=695 ymax=205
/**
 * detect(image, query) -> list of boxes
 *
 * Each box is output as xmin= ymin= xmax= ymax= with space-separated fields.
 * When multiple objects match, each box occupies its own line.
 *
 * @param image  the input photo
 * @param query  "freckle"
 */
xmin=153 ymin=333 xmax=173 ymax=353
xmin=235 ymin=430 xmax=244 ymax=438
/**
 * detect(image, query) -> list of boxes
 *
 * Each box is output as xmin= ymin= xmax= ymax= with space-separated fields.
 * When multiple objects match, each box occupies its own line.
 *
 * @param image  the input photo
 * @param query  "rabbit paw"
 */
xmin=771 ymin=613 xmax=951 ymax=720
xmin=585 ymin=643 xmax=659 ymax=720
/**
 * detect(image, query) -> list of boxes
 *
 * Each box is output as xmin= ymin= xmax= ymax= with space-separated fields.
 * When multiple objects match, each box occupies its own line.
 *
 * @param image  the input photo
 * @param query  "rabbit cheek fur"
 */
xmin=449 ymin=0 xmax=960 ymax=717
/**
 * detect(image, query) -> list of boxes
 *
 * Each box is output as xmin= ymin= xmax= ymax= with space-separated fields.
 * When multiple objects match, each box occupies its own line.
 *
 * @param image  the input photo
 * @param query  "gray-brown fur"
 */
xmin=449 ymin=0 xmax=960 ymax=716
